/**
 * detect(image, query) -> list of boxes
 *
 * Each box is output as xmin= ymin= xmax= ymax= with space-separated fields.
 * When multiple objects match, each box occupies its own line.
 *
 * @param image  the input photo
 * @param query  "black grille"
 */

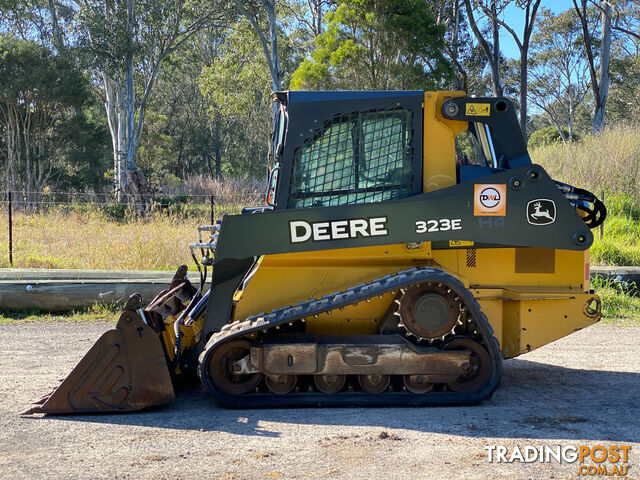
xmin=287 ymin=109 xmax=415 ymax=208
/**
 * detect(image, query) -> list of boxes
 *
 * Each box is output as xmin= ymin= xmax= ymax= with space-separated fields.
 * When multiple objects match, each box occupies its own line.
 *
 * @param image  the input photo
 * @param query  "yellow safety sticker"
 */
xmin=465 ymin=103 xmax=490 ymax=116
xmin=449 ymin=240 xmax=475 ymax=247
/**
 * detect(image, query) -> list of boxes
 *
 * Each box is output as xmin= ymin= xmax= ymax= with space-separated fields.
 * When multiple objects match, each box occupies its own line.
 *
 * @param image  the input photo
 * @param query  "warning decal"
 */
xmin=465 ymin=103 xmax=491 ymax=116
xmin=449 ymin=240 xmax=475 ymax=247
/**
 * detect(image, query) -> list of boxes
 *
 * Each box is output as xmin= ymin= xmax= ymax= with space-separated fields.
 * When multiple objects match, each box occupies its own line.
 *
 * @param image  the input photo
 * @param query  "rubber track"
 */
xmin=198 ymin=267 xmax=503 ymax=408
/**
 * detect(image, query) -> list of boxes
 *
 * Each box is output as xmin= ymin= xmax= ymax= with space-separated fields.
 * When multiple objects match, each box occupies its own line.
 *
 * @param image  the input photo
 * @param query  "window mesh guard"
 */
xmin=287 ymin=109 xmax=415 ymax=208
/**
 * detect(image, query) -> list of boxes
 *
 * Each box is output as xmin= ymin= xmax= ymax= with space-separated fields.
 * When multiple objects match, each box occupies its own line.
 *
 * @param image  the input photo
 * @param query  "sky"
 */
xmin=498 ymin=0 xmax=578 ymax=59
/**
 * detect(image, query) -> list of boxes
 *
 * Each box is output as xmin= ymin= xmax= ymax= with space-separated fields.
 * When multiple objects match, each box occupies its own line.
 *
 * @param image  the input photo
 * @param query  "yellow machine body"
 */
xmin=231 ymin=91 xmax=599 ymax=359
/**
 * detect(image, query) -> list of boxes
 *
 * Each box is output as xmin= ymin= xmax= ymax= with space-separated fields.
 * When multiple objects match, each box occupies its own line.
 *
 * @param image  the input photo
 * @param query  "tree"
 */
xmin=423 ymin=0 xmax=474 ymax=92
xmin=599 ymin=0 xmax=640 ymax=42
xmin=234 ymin=0 xmax=282 ymax=94
xmin=589 ymin=0 xmax=640 ymax=126
xmin=528 ymin=8 xmax=591 ymax=142
xmin=290 ymin=0 xmax=449 ymax=90
xmin=482 ymin=0 xmax=542 ymax=137
xmin=573 ymin=0 xmax=612 ymax=133
xmin=199 ymin=20 xmax=274 ymax=178
xmin=77 ymin=0 xmax=230 ymax=203
xmin=463 ymin=0 xmax=504 ymax=96
xmin=0 ymin=36 xmax=93 ymax=198
xmin=281 ymin=0 xmax=333 ymax=39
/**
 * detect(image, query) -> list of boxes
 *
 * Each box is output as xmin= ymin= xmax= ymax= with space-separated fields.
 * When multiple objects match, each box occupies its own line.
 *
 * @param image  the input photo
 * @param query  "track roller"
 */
xmin=314 ymin=374 xmax=346 ymax=394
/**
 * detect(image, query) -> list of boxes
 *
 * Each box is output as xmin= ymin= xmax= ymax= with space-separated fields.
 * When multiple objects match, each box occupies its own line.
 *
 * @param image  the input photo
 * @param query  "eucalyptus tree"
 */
xmin=463 ymin=0 xmax=504 ymax=96
xmin=76 ymin=0 xmax=230 ymax=201
xmin=290 ymin=0 xmax=450 ymax=90
xmin=528 ymin=8 xmax=591 ymax=141
xmin=573 ymin=0 xmax=611 ymax=133
xmin=0 ymin=36 xmax=91 ymax=197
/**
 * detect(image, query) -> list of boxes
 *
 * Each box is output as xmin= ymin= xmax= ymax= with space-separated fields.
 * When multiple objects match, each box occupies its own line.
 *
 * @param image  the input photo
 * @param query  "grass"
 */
xmin=590 ymin=194 xmax=640 ymax=266
xmin=0 ymin=205 xmax=247 ymax=270
xmin=531 ymin=125 xmax=640 ymax=267
xmin=591 ymin=276 xmax=640 ymax=325
xmin=0 ymin=303 xmax=120 ymax=324
xmin=531 ymin=123 xmax=640 ymax=199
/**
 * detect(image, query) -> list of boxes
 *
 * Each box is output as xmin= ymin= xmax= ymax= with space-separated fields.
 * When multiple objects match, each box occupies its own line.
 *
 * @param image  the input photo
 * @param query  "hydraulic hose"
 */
xmin=555 ymin=180 xmax=607 ymax=229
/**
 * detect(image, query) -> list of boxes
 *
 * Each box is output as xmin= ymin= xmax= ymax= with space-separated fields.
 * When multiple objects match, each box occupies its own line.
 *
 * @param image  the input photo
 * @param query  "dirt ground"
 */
xmin=0 ymin=321 xmax=638 ymax=480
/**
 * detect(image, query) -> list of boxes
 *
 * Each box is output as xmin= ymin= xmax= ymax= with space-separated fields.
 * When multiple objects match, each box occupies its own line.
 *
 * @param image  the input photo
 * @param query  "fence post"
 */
xmin=600 ymin=190 xmax=604 ymax=240
xmin=8 ymin=191 xmax=13 ymax=266
xmin=210 ymin=194 xmax=214 ymax=225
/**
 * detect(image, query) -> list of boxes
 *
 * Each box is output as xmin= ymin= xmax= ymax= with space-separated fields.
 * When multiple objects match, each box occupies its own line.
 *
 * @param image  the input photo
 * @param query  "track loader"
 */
xmin=23 ymin=90 xmax=606 ymax=414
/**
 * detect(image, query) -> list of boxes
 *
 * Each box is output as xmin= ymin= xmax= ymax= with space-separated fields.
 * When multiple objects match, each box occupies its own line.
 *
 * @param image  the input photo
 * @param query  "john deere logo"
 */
xmin=480 ymin=187 xmax=501 ymax=208
xmin=527 ymin=199 xmax=556 ymax=225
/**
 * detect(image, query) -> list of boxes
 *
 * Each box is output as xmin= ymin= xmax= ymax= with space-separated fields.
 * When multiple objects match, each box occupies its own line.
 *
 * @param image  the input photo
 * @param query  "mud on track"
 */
xmin=1 ymin=322 xmax=638 ymax=480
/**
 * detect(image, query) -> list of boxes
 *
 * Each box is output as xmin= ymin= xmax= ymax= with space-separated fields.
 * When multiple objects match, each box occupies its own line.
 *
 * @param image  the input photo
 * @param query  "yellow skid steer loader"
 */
xmin=23 ymin=90 xmax=605 ymax=414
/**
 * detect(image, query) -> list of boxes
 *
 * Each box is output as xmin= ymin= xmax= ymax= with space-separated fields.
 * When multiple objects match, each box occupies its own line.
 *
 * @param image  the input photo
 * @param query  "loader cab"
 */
xmin=266 ymin=91 xmax=530 ymax=210
xmin=267 ymin=90 xmax=424 ymax=210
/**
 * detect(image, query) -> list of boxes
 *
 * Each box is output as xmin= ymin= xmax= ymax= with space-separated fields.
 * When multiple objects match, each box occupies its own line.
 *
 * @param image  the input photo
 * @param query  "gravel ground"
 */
xmin=1 ymin=321 xmax=638 ymax=480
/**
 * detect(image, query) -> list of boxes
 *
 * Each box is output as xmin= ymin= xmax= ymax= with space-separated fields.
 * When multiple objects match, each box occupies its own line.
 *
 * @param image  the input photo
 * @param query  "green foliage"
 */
xmin=0 ymin=35 xmax=107 ymax=193
xmin=590 ymin=195 xmax=640 ymax=266
xmin=200 ymin=21 xmax=272 ymax=120
xmin=291 ymin=0 xmax=450 ymax=90
xmin=528 ymin=8 xmax=591 ymax=139
xmin=608 ymin=49 xmax=640 ymax=125
xmin=198 ymin=20 xmax=272 ymax=178
xmin=528 ymin=125 xmax=579 ymax=149
xmin=592 ymin=276 xmax=640 ymax=323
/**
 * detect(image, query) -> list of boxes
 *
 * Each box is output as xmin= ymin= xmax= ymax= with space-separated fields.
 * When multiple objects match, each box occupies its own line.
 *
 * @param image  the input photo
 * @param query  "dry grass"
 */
xmin=532 ymin=124 xmax=640 ymax=266
xmin=159 ymin=174 xmax=264 ymax=203
xmin=0 ymin=177 xmax=264 ymax=270
xmin=531 ymin=123 xmax=640 ymax=197
xmin=0 ymin=210 xmax=205 ymax=270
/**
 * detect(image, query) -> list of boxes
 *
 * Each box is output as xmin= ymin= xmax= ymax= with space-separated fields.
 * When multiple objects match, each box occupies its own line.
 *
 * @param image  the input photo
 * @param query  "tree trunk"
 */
xmin=124 ymin=0 xmax=150 ymax=213
xmin=213 ymin=113 xmax=222 ymax=178
xmin=265 ymin=0 xmax=282 ymax=93
xmin=47 ymin=0 xmax=64 ymax=53
xmin=103 ymin=73 xmax=123 ymax=200
xmin=125 ymin=0 xmax=135 ymax=173
xmin=463 ymin=0 xmax=503 ymax=96
xmin=568 ymin=95 xmax=574 ymax=141
xmin=519 ymin=50 xmax=528 ymax=138
xmin=573 ymin=0 xmax=611 ymax=134
xmin=593 ymin=0 xmax=611 ymax=133
xmin=490 ymin=1 xmax=503 ymax=97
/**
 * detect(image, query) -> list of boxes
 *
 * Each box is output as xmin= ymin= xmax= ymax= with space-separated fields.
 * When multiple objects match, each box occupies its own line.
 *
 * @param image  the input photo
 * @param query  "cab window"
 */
xmin=287 ymin=109 xmax=415 ymax=208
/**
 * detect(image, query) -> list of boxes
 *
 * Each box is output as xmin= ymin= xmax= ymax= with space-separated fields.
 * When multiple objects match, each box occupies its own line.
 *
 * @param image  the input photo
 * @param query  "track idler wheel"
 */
xmin=358 ymin=374 xmax=390 ymax=394
xmin=207 ymin=340 xmax=262 ymax=395
xmin=444 ymin=338 xmax=491 ymax=392
xmin=314 ymin=374 xmax=346 ymax=394
xmin=266 ymin=375 xmax=297 ymax=394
